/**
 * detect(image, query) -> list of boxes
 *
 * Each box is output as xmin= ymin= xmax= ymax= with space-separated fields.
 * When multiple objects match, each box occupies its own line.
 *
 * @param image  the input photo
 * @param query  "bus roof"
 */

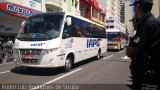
xmin=106 ymin=29 xmax=126 ymax=34
xmin=30 ymin=12 xmax=106 ymax=29
xmin=64 ymin=12 xmax=106 ymax=28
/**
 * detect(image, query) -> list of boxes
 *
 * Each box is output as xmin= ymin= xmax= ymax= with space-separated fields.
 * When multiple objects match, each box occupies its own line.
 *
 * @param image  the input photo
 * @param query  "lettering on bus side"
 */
xmin=87 ymin=39 xmax=100 ymax=48
xmin=65 ymin=43 xmax=72 ymax=48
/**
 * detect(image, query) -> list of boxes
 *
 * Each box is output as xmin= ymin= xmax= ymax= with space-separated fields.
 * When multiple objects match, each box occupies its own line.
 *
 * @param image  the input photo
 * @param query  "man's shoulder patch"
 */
xmin=133 ymin=37 xmax=140 ymax=43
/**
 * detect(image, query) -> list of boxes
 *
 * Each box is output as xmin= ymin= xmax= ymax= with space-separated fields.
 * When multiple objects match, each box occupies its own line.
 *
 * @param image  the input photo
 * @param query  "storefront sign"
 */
xmin=0 ymin=24 xmax=15 ymax=32
xmin=7 ymin=4 xmax=38 ymax=17
xmin=0 ymin=15 xmax=24 ymax=34
xmin=0 ymin=2 xmax=39 ymax=18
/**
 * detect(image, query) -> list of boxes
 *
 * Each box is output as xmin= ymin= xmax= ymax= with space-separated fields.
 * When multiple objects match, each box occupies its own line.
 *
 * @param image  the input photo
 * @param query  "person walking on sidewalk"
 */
xmin=6 ymin=38 xmax=14 ymax=62
xmin=2 ymin=41 xmax=7 ymax=63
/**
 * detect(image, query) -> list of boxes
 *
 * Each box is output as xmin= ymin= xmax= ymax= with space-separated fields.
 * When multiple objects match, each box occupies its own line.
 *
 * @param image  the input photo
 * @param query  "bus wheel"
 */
xmin=64 ymin=57 xmax=73 ymax=72
xmin=96 ymin=50 xmax=101 ymax=60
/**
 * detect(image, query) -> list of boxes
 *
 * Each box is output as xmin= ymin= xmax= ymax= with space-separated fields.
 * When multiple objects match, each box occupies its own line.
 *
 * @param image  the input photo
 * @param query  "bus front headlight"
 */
xmin=43 ymin=48 xmax=59 ymax=55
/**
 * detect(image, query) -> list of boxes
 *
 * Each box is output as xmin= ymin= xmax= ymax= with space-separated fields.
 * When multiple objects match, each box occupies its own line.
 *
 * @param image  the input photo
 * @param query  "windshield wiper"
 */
xmin=17 ymin=33 xmax=32 ymax=38
xmin=42 ymin=32 xmax=52 ymax=39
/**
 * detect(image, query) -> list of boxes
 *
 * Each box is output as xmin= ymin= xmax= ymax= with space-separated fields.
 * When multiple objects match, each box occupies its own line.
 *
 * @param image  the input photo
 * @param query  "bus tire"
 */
xmin=63 ymin=56 xmax=73 ymax=72
xmin=96 ymin=49 xmax=101 ymax=60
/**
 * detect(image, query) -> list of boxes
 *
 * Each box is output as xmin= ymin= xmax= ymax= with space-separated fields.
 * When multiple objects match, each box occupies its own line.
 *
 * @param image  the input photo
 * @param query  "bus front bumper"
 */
xmin=14 ymin=50 xmax=65 ymax=68
xmin=107 ymin=45 xmax=119 ymax=50
xmin=15 ymin=62 xmax=61 ymax=68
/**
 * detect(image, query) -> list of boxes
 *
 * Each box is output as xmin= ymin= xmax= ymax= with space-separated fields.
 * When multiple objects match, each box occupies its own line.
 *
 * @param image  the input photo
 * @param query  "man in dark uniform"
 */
xmin=126 ymin=0 xmax=160 ymax=89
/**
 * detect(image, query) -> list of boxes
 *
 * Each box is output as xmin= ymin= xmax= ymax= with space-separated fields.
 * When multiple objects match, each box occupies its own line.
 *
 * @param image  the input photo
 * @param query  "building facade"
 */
xmin=152 ymin=0 xmax=160 ymax=18
xmin=96 ymin=0 xmax=107 ymax=21
xmin=124 ymin=0 xmax=133 ymax=37
xmin=120 ymin=0 xmax=125 ymax=23
xmin=106 ymin=0 xmax=121 ymax=21
xmin=45 ymin=0 xmax=80 ymax=15
xmin=106 ymin=19 xmax=126 ymax=34
xmin=80 ymin=0 xmax=106 ymax=26
xmin=45 ymin=0 xmax=106 ymax=26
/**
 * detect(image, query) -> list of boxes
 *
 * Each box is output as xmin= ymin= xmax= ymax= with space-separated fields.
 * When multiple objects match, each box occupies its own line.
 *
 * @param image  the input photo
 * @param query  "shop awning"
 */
xmin=92 ymin=0 xmax=99 ymax=11
xmin=81 ymin=0 xmax=91 ymax=5
xmin=84 ymin=0 xmax=90 ymax=4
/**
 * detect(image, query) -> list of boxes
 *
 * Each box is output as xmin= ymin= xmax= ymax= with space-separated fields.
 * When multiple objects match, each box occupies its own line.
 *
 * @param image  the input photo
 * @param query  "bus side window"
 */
xmin=62 ymin=23 xmax=70 ymax=39
xmin=103 ymin=29 xmax=107 ymax=38
xmin=82 ymin=28 xmax=89 ymax=37
xmin=72 ymin=25 xmax=82 ymax=37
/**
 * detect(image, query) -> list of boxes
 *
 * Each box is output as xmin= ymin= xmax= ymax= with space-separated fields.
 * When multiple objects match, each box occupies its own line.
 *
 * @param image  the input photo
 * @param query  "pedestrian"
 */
xmin=126 ymin=0 xmax=160 ymax=90
xmin=2 ymin=41 xmax=7 ymax=63
xmin=6 ymin=38 xmax=14 ymax=62
xmin=0 ymin=36 xmax=3 ymax=63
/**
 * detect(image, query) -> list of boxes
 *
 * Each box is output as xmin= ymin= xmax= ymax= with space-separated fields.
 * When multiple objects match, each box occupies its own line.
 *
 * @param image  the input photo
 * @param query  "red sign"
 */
xmin=0 ymin=2 xmax=39 ymax=19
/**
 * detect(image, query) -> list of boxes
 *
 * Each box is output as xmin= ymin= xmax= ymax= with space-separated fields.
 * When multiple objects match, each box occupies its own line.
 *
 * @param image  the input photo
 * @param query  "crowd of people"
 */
xmin=0 ymin=36 xmax=14 ymax=64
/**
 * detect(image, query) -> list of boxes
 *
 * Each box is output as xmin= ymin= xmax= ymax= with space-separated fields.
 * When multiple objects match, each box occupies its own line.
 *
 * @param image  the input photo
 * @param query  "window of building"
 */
xmin=102 ymin=15 xmax=105 ymax=22
xmin=46 ymin=8 xmax=54 ymax=12
xmin=106 ymin=20 xmax=109 ymax=23
xmin=33 ymin=0 xmax=41 ymax=3
xmin=110 ymin=26 xmax=114 ymax=28
xmin=72 ymin=0 xmax=74 ymax=6
xmin=75 ymin=0 xmax=78 ymax=8
xmin=93 ymin=9 xmax=98 ymax=18
xmin=80 ymin=5 xmax=88 ymax=18
xmin=110 ymin=20 xmax=114 ymax=23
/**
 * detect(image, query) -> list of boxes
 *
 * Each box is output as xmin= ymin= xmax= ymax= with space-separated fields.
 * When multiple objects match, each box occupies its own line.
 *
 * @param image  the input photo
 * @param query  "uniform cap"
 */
xmin=130 ymin=0 xmax=153 ymax=6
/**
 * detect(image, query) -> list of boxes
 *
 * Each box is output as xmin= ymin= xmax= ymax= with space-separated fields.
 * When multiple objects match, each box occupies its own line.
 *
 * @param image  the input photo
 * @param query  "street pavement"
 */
xmin=0 ymin=49 xmax=132 ymax=90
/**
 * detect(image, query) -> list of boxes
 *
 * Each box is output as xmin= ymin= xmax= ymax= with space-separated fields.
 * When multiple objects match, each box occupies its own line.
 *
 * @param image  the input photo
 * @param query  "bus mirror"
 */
xmin=22 ymin=21 xmax=25 ymax=25
xmin=66 ymin=17 xmax=72 ymax=26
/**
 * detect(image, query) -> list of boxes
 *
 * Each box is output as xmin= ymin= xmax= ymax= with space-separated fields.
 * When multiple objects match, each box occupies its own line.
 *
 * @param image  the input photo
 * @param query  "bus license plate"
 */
xmin=24 ymin=55 xmax=33 ymax=59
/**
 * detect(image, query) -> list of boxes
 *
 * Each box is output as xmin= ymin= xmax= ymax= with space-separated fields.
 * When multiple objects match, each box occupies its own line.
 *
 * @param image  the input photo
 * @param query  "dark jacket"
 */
xmin=129 ymin=12 xmax=160 ymax=72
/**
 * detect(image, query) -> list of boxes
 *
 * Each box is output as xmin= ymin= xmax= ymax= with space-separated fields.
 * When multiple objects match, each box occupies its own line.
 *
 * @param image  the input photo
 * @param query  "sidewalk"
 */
xmin=0 ymin=55 xmax=16 ymax=64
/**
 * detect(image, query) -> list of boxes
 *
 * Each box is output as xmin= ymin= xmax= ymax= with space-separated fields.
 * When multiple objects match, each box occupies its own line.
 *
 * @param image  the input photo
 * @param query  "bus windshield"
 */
xmin=107 ymin=32 xmax=120 ymax=40
xmin=17 ymin=15 xmax=64 ymax=40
